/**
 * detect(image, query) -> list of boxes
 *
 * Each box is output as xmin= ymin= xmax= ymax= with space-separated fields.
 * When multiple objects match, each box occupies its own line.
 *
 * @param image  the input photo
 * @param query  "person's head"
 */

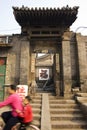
xmin=7 ymin=84 xmax=16 ymax=94
xmin=23 ymin=96 xmax=32 ymax=105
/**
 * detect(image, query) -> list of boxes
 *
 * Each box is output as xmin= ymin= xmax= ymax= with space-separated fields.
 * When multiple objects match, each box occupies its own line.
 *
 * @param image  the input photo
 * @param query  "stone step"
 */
xmin=30 ymin=93 xmax=42 ymax=130
xmin=50 ymin=108 xmax=81 ymax=114
xmin=51 ymin=120 xmax=87 ymax=129
xmin=31 ymin=104 xmax=41 ymax=108
xmin=49 ymin=95 xmax=73 ymax=100
xmin=31 ymin=95 xmax=42 ymax=100
xmin=31 ymin=99 xmax=41 ymax=104
xmin=32 ymin=108 xmax=41 ymax=113
xmin=49 ymin=95 xmax=87 ymax=130
xmin=49 ymin=99 xmax=76 ymax=104
xmin=32 ymin=120 xmax=40 ymax=128
xmin=51 ymin=114 xmax=85 ymax=121
xmin=52 ymin=128 xmax=87 ymax=130
xmin=33 ymin=114 xmax=41 ymax=120
xmin=50 ymin=104 xmax=78 ymax=108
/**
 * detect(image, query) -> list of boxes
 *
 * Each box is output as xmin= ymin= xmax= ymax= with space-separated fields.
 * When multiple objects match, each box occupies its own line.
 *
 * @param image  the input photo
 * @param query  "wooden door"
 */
xmin=0 ymin=58 xmax=6 ymax=101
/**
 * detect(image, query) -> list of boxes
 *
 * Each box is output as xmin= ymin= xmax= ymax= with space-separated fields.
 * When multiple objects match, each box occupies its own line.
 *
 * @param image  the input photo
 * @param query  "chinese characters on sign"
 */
xmin=39 ymin=69 xmax=49 ymax=80
xmin=16 ymin=85 xmax=28 ymax=100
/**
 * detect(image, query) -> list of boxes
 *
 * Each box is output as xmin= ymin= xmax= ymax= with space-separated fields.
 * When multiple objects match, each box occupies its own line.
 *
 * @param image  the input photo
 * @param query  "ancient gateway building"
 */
xmin=0 ymin=6 xmax=87 ymax=100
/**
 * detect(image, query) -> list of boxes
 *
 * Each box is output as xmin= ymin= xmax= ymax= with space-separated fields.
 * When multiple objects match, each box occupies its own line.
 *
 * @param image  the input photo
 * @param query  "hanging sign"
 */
xmin=31 ymin=53 xmax=35 ymax=73
xmin=39 ymin=69 xmax=49 ymax=80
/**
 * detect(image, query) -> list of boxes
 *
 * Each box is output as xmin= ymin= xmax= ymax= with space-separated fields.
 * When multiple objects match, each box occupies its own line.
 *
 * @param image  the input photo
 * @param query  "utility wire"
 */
xmin=75 ymin=26 xmax=87 ymax=32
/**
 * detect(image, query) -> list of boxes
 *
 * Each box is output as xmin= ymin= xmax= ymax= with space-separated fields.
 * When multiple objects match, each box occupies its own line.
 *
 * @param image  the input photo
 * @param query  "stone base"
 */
xmin=64 ymin=93 xmax=74 ymax=99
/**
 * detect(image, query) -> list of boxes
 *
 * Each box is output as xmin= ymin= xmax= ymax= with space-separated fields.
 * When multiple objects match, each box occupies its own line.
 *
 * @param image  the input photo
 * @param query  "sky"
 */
xmin=0 ymin=0 xmax=87 ymax=35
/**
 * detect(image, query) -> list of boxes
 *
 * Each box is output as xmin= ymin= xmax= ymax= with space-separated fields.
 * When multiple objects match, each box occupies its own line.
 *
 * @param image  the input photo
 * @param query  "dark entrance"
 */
xmin=35 ymin=53 xmax=55 ymax=93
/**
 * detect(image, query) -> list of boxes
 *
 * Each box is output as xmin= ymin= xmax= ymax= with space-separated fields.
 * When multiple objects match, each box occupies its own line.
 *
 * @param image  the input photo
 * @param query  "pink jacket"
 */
xmin=0 ymin=93 xmax=23 ymax=117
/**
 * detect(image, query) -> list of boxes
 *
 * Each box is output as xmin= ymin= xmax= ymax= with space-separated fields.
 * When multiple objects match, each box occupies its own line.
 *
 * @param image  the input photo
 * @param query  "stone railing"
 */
xmin=75 ymin=93 xmax=87 ymax=118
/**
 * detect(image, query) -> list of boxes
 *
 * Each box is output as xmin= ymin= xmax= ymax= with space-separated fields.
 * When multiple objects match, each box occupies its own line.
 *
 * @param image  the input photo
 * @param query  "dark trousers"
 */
xmin=1 ymin=111 xmax=19 ymax=130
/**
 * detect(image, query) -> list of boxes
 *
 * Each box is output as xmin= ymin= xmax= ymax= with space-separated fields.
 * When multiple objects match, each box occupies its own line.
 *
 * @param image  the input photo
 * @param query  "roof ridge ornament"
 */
xmin=12 ymin=5 xmax=79 ymax=11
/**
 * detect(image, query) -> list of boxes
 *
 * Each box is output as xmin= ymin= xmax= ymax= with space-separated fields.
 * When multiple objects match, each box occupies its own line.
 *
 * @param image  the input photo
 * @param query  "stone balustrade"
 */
xmin=75 ymin=93 xmax=87 ymax=118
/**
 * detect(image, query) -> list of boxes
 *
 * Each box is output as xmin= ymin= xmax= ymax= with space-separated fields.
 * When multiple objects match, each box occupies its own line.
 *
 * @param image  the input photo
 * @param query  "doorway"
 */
xmin=30 ymin=39 xmax=63 ymax=96
xmin=35 ymin=53 xmax=55 ymax=93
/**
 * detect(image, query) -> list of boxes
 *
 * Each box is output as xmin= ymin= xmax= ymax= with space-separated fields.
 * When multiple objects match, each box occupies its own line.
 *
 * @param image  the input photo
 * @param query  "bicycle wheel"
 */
xmin=27 ymin=124 xmax=40 ymax=130
xmin=11 ymin=123 xmax=21 ymax=130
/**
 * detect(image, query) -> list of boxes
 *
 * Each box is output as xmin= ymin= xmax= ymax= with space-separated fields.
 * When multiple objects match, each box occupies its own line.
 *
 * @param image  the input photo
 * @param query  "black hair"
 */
xmin=25 ymin=96 xmax=32 ymax=102
xmin=9 ymin=84 xmax=16 ymax=91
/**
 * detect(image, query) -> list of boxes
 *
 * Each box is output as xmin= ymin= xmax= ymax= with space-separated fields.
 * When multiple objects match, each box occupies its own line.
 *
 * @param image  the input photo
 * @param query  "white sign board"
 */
xmin=16 ymin=85 xmax=28 ymax=100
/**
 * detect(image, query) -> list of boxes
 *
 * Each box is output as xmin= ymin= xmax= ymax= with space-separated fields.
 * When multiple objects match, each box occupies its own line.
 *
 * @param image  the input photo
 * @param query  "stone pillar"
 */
xmin=19 ymin=38 xmax=30 ymax=85
xmin=55 ymin=53 xmax=60 ymax=96
xmin=30 ymin=53 xmax=36 ymax=94
xmin=5 ymin=53 xmax=16 ymax=84
xmin=62 ymin=31 xmax=72 ymax=97
xmin=28 ymin=43 xmax=31 ymax=85
xmin=76 ymin=34 xmax=87 ymax=92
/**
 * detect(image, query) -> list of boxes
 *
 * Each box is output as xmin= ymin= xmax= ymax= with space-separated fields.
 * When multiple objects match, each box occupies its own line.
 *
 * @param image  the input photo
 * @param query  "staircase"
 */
xmin=30 ymin=94 xmax=42 ymax=129
xmin=49 ymin=95 xmax=87 ymax=130
xmin=30 ymin=93 xmax=87 ymax=130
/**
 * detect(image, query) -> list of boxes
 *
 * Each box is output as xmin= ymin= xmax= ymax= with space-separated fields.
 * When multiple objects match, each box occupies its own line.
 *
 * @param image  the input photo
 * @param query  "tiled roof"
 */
xmin=13 ymin=5 xmax=79 ymax=27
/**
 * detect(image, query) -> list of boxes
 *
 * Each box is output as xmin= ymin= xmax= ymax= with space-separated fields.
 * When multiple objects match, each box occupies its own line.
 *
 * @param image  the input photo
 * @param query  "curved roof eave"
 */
xmin=13 ymin=6 xmax=79 ymax=28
